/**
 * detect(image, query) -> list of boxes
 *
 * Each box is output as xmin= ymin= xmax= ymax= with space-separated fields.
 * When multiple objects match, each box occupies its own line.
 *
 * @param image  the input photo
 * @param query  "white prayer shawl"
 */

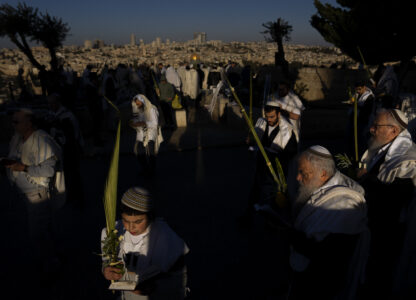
xmin=254 ymin=115 xmax=295 ymax=152
xmin=361 ymin=130 xmax=416 ymax=185
xmin=165 ymin=66 xmax=181 ymax=91
xmin=8 ymin=129 xmax=61 ymax=188
xmin=360 ymin=130 xmax=416 ymax=295
xmin=176 ymin=66 xmax=187 ymax=92
xmin=276 ymin=91 xmax=305 ymax=116
xmin=101 ymin=219 xmax=189 ymax=300
xmin=131 ymin=95 xmax=163 ymax=153
xmin=207 ymin=81 xmax=224 ymax=116
xmin=275 ymin=91 xmax=304 ymax=141
xmin=356 ymin=88 xmax=374 ymax=107
xmin=184 ymin=69 xmax=199 ymax=100
xmin=291 ymin=171 xmax=369 ymax=300
xmin=202 ymin=67 xmax=210 ymax=90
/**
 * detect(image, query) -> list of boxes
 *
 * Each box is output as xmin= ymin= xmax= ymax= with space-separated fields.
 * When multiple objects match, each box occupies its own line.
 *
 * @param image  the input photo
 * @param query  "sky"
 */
xmin=0 ymin=0 xmax=339 ymax=48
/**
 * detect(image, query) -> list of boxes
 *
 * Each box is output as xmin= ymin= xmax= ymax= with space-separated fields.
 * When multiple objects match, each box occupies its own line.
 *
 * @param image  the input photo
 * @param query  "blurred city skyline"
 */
xmin=0 ymin=0 xmax=339 ymax=48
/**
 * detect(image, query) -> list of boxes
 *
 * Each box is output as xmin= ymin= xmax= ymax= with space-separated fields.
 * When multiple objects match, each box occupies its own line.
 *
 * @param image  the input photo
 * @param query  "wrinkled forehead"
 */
xmin=374 ymin=111 xmax=389 ymax=123
xmin=297 ymin=155 xmax=314 ymax=171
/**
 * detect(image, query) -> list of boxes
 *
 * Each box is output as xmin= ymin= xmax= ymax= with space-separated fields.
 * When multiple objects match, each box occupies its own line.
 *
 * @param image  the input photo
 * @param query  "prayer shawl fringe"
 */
xmin=255 ymin=115 xmax=295 ymax=151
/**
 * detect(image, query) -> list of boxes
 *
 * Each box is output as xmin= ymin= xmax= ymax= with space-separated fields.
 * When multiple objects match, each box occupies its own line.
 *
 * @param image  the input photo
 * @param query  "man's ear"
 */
xmin=391 ymin=126 xmax=400 ymax=137
xmin=320 ymin=169 xmax=328 ymax=181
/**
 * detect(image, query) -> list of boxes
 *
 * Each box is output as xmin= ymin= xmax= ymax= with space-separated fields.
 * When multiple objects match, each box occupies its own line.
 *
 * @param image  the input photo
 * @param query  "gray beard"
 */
xmin=293 ymin=181 xmax=321 ymax=216
xmin=366 ymin=136 xmax=385 ymax=163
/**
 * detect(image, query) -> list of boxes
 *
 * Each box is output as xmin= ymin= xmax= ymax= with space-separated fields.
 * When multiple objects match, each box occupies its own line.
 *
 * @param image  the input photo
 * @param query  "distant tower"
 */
xmin=94 ymin=39 xmax=105 ymax=48
xmin=166 ymin=38 xmax=170 ymax=46
xmin=84 ymin=40 xmax=93 ymax=49
xmin=155 ymin=37 xmax=161 ymax=47
xmin=130 ymin=33 xmax=136 ymax=46
xmin=200 ymin=32 xmax=207 ymax=43
xmin=139 ymin=39 xmax=144 ymax=47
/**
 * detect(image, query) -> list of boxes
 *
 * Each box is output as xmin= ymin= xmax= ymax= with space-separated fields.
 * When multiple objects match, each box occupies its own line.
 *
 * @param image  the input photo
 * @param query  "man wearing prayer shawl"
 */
xmin=240 ymin=100 xmax=298 ymax=225
xmin=271 ymin=81 xmax=305 ymax=142
xmin=101 ymin=187 xmax=189 ymax=300
xmin=357 ymin=108 xmax=416 ymax=298
xmin=130 ymin=94 xmax=163 ymax=175
xmin=165 ymin=65 xmax=181 ymax=93
xmin=287 ymin=146 xmax=369 ymax=300
xmin=4 ymin=108 xmax=63 ymax=272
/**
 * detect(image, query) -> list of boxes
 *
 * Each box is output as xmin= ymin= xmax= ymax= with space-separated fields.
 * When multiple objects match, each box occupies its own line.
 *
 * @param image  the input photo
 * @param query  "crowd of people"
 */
xmin=1 ymin=59 xmax=416 ymax=299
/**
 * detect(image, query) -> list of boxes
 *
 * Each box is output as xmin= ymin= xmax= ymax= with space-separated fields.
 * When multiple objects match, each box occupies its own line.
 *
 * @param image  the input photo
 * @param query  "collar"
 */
xmin=309 ymin=171 xmax=364 ymax=204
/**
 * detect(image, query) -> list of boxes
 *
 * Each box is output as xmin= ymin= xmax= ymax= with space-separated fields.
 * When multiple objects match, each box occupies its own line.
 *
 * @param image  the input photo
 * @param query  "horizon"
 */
xmin=0 ymin=0 xmax=338 ymax=49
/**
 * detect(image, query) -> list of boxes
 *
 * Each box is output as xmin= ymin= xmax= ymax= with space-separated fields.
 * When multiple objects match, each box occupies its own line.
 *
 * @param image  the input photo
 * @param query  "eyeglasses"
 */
xmin=371 ymin=123 xmax=394 ymax=129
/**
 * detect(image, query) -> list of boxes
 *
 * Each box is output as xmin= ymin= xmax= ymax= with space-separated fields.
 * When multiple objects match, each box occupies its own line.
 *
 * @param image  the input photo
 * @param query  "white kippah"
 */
xmin=390 ymin=109 xmax=408 ymax=129
xmin=265 ymin=99 xmax=280 ymax=108
xmin=306 ymin=145 xmax=333 ymax=159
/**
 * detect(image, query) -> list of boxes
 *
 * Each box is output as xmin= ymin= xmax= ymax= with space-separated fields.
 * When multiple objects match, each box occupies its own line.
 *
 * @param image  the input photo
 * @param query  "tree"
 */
xmin=0 ymin=2 xmax=70 ymax=72
xmin=311 ymin=0 xmax=415 ymax=66
xmin=262 ymin=18 xmax=293 ymax=73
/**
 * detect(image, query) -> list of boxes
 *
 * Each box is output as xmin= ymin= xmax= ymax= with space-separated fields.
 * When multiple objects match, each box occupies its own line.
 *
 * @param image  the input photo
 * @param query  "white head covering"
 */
xmin=306 ymin=145 xmax=333 ymax=159
xmin=390 ymin=109 xmax=408 ymax=129
xmin=265 ymin=99 xmax=280 ymax=108
xmin=133 ymin=94 xmax=145 ymax=104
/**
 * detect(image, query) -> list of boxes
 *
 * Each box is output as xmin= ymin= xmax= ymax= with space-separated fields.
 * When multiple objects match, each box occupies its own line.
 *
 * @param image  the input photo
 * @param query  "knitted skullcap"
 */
xmin=121 ymin=187 xmax=152 ymax=212
xmin=306 ymin=145 xmax=333 ymax=160
xmin=390 ymin=109 xmax=408 ymax=129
